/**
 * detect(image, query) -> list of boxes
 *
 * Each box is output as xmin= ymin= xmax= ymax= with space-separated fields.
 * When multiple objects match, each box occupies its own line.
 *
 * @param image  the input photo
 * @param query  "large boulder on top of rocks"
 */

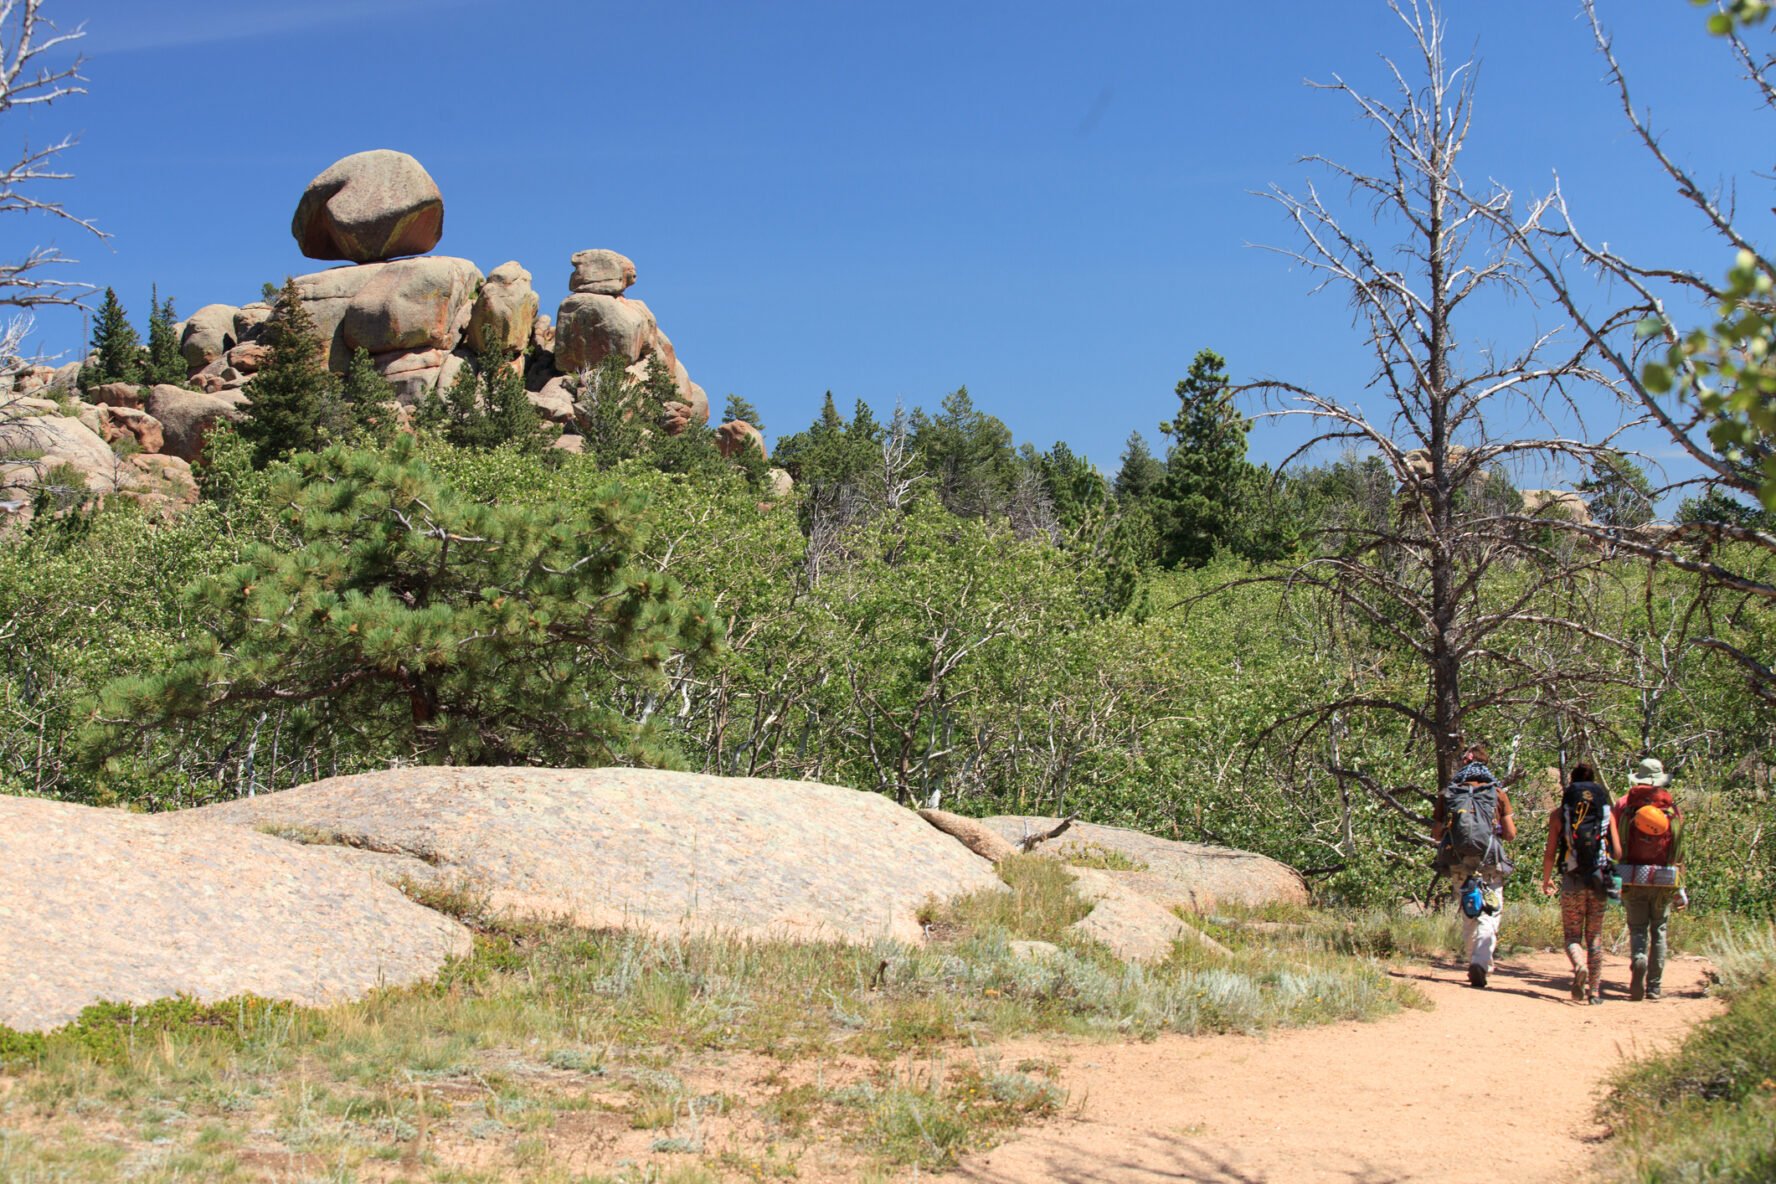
xmin=554 ymin=292 xmax=655 ymax=372
xmin=293 ymin=256 xmax=482 ymax=370
xmin=291 ymin=149 xmax=444 ymax=264
xmin=177 ymin=767 xmax=1003 ymax=945
xmin=980 ymin=816 xmax=1308 ymax=912
xmin=569 ymin=248 xmax=636 ymax=295
xmin=0 ymin=796 xmax=469 ymax=1032
xmin=179 ymin=304 xmax=239 ymax=370
xmin=145 ymin=384 xmax=247 ymax=462
xmin=465 ymin=261 xmax=538 ymax=354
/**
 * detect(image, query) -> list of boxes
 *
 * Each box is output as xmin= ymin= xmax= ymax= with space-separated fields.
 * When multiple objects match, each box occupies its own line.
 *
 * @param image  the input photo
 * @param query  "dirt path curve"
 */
xmin=957 ymin=952 xmax=1719 ymax=1184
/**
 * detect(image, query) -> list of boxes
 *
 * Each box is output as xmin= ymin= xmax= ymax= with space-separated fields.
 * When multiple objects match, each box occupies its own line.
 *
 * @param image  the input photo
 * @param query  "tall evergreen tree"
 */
xmin=417 ymin=345 xmax=553 ymax=454
xmin=142 ymin=287 xmax=186 ymax=386
xmin=237 ymin=278 xmax=348 ymax=468
xmin=1157 ymin=348 xmax=1265 ymax=567
xmin=721 ymin=393 xmax=764 ymax=432
xmin=1113 ymin=431 xmax=1164 ymax=502
xmin=84 ymin=287 xmax=143 ymax=389
xmin=340 ymin=347 xmax=399 ymax=447
xmin=909 ymin=387 xmax=1019 ymax=518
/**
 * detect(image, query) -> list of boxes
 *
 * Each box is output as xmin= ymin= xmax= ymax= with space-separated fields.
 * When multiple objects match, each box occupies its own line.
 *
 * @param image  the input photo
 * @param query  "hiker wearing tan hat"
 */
xmin=1615 ymin=757 xmax=1687 ymax=1001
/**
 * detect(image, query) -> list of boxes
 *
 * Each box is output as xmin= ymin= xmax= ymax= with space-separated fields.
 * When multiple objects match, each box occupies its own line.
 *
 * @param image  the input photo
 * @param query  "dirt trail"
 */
xmin=957 ymin=951 xmax=1719 ymax=1184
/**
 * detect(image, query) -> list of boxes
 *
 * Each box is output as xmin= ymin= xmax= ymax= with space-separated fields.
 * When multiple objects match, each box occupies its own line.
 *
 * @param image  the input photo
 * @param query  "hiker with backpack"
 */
xmin=1615 ymin=757 xmax=1687 ymax=1001
xmin=1432 ymin=744 xmax=1517 ymax=988
xmin=1539 ymin=763 xmax=1622 ymax=1005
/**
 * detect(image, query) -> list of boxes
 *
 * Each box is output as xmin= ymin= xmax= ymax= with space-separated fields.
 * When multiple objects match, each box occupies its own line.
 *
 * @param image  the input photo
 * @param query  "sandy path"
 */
xmin=957 ymin=951 xmax=1719 ymax=1184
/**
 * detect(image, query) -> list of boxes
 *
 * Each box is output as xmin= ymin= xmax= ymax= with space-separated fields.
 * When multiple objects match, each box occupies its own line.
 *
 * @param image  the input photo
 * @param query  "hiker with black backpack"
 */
xmin=1539 ymin=763 xmax=1622 ymax=1005
xmin=1432 ymin=744 xmax=1517 ymax=988
xmin=1615 ymin=757 xmax=1688 ymax=1001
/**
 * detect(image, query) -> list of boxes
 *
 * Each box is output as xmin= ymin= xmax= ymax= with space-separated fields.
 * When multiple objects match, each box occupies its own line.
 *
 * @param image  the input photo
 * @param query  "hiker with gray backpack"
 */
xmin=1432 ymin=744 xmax=1517 ymax=988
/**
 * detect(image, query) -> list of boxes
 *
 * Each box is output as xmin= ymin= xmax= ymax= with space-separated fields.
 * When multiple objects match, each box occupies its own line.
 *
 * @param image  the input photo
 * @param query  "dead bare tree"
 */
xmin=1 ymin=0 xmax=100 ymax=313
xmin=1487 ymin=0 xmax=1776 ymax=704
xmin=1237 ymin=0 xmax=1640 ymax=827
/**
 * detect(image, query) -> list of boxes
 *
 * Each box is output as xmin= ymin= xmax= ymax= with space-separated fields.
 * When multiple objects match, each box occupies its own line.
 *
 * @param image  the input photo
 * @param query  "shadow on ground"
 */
xmin=958 ymin=1130 xmax=1410 ymax=1183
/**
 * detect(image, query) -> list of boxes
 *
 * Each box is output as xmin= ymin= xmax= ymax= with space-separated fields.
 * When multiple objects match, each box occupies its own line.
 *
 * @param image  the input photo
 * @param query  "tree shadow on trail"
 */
xmin=957 ymin=1132 xmax=1410 ymax=1183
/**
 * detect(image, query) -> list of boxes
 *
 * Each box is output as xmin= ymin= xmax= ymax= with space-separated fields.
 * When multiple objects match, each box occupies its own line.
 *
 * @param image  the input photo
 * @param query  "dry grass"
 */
xmin=0 ymin=864 xmax=1429 ymax=1182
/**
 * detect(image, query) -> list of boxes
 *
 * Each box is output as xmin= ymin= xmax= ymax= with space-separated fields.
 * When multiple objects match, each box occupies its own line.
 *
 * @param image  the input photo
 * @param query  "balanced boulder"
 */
xmin=0 ymin=796 xmax=470 ymax=1032
xmin=569 ymin=248 xmax=636 ymax=296
xmin=291 ymin=149 xmax=444 ymax=263
xmin=178 ymin=767 xmax=1003 ymax=945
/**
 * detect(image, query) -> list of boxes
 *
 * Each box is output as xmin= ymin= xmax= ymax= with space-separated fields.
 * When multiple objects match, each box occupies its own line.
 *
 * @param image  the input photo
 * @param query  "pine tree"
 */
xmin=722 ymin=393 xmax=764 ymax=432
xmin=143 ymin=287 xmax=186 ymax=386
xmin=417 ymin=345 xmax=553 ymax=454
xmin=340 ymin=347 xmax=398 ymax=447
xmin=1157 ymin=348 xmax=1264 ymax=567
xmin=1113 ymin=432 xmax=1164 ymax=502
xmin=88 ymin=436 xmax=723 ymax=767
xmin=84 ymin=287 xmax=143 ymax=389
xmin=237 ymin=278 xmax=348 ymax=468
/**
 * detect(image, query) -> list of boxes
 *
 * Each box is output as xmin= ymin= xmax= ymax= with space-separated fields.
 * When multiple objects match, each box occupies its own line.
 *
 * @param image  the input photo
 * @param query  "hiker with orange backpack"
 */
xmin=1615 ymin=757 xmax=1688 ymax=1001
xmin=1540 ymin=763 xmax=1622 ymax=1005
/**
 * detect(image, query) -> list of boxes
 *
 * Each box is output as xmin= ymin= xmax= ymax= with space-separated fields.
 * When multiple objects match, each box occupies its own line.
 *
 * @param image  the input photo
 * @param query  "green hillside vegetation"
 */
xmin=2 ymin=379 xmax=1772 ymax=912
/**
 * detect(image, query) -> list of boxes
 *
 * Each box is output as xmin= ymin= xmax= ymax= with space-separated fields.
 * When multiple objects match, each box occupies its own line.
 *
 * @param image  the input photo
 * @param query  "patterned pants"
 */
xmin=1560 ymin=874 xmax=1607 ymax=994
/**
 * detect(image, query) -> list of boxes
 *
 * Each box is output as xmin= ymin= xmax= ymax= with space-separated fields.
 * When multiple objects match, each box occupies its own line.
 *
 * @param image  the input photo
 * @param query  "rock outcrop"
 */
xmin=979 ymin=816 xmax=1309 ymax=912
xmin=290 ymin=255 xmax=482 ymax=374
xmin=145 ymin=384 xmax=247 ymax=463
xmin=179 ymin=304 xmax=239 ymax=370
xmin=465 ymin=261 xmax=538 ymax=355
xmin=0 ymin=795 xmax=470 ymax=1032
xmin=555 ymin=292 xmax=657 ymax=372
xmin=178 ymin=767 xmax=1004 ymax=945
xmin=1 ymin=398 xmax=199 ymax=519
xmin=715 ymin=419 xmax=768 ymax=461
xmin=291 ymin=149 xmax=444 ymax=264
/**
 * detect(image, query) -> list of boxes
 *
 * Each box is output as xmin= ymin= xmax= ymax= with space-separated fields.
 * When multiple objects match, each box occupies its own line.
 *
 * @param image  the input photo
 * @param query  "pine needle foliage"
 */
xmin=340 ymin=346 xmax=398 ymax=447
xmin=416 ymin=345 xmax=554 ymax=454
xmin=87 ymin=436 xmax=722 ymax=768
xmin=143 ymin=286 xmax=186 ymax=387
xmin=237 ymin=278 xmax=348 ymax=468
xmin=83 ymin=287 xmax=142 ymax=388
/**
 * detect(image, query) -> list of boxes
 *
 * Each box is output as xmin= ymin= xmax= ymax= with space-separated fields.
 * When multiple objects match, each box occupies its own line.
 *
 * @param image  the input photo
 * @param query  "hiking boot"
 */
xmin=1571 ymin=970 xmax=1586 ymax=1002
xmin=1588 ymin=993 xmax=1603 ymax=1006
xmin=1468 ymin=963 xmax=1487 ymax=988
xmin=1630 ymin=958 xmax=1647 ymax=1002
xmin=1646 ymin=988 xmax=1663 ymax=1001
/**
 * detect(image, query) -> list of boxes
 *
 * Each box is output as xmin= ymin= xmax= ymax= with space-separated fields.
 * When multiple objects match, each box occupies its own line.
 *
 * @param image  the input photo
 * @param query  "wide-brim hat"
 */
xmin=1629 ymin=757 xmax=1672 ymax=788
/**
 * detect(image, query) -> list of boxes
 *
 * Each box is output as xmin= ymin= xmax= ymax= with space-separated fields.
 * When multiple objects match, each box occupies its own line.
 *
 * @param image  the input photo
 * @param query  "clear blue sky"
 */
xmin=12 ymin=0 xmax=1753 ymax=487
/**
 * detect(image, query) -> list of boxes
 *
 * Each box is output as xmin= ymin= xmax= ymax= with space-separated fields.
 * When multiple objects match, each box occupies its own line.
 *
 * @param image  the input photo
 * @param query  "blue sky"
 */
xmin=11 ymin=1 xmax=1756 ymax=488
